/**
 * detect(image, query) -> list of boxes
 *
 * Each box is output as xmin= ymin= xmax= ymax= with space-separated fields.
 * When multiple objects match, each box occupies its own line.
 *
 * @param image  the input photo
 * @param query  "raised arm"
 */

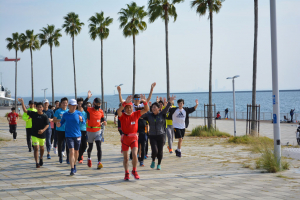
xmin=140 ymin=94 xmax=149 ymax=116
xmin=161 ymin=95 xmax=176 ymax=115
xmin=117 ymin=86 xmax=123 ymax=103
xmin=147 ymin=82 xmax=156 ymax=102
xmin=194 ymin=99 xmax=199 ymax=110
xmin=18 ymin=98 xmax=28 ymax=113
xmin=82 ymin=90 xmax=92 ymax=111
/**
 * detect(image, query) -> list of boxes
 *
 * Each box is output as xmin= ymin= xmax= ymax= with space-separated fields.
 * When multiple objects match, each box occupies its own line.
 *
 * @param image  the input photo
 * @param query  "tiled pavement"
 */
xmin=1 ymin=117 xmax=300 ymax=199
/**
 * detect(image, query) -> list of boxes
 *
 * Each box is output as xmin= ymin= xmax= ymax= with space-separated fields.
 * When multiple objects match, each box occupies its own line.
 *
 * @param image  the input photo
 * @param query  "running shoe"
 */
xmin=97 ymin=162 xmax=103 ymax=169
xmin=78 ymin=160 xmax=83 ymax=164
xmin=70 ymin=168 xmax=75 ymax=176
xmin=59 ymin=157 xmax=62 ymax=163
xmin=144 ymin=156 xmax=147 ymax=159
xmin=39 ymin=159 xmax=43 ymax=166
xmin=13 ymin=139 xmax=16 ymax=141
xmin=47 ymin=154 xmax=51 ymax=159
xmin=87 ymin=159 xmax=92 ymax=168
xmin=150 ymin=161 xmax=155 ymax=169
xmin=175 ymin=149 xmax=179 ymax=157
xmin=157 ymin=164 xmax=161 ymax=170
xmin=29 ymin=148 xmax=31 ymax=152
xmin=36 ymin=163 xmax=40 ymax=168
xmin=124 ymin=172 xmax=130 ymax=181
xmin=131 ymin=170 xmax=140 ymax=180
xmin=53 ymin=147 xmax=57 ymax=154
xmin=140 ymin=161 xmax=144 ymax=167
xmin=66 ymin=159 xmax=70 ymax=164
xmin=62 ymin=152 xmax=65 ymax=157
xmin=176 ymin=151 xmax=182 ymax=158
xmin=74 ymin=165 xmax=77 ymax=173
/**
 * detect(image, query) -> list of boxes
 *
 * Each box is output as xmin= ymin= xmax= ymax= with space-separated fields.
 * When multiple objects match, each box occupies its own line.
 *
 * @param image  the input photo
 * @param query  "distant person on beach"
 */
xmin=19 ymin=98 xmax=49 ymax=168
xmin=7 ymin=107 xmax=19 ymax=140
xmin=56 ymin=99 xmax=85 ymax=176
xmin=168 ymin=98 xmax=198 ymax=157
xmin=22 ymin=100 xmax=37 ymax=152
xmin=216 ymin=112 xmax=221 ymax=119
xmin=225 ymin=108 xmax=228 ymax=119
xmin=290 ymin=108 xmax=295 ymax=122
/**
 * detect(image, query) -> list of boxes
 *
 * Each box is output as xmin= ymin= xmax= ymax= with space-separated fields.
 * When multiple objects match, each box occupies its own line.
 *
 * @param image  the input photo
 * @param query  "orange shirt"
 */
xmin=86 ymin=107 xmax=105 ymax=132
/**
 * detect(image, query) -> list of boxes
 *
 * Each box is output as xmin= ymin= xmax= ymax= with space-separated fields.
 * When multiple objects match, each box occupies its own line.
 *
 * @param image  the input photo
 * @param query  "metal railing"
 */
xmin=190 ymin=110 xmax=299 ymax=122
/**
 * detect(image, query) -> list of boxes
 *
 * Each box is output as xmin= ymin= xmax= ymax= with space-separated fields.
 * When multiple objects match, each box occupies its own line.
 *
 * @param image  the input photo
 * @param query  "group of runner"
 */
xmin=10 ymin=82 xmax=198 ymax=180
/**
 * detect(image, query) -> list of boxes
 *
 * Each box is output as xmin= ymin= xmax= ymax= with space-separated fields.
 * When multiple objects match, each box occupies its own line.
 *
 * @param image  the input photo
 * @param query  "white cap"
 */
xmin=42 ymin=99 xmax=49 ymax=104
xmin=69 ymin=99 xmax=77 ymax=106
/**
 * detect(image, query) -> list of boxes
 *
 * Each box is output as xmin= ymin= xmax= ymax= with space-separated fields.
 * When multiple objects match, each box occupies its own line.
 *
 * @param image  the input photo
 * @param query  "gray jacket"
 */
xmin=142 ymin=102 xmax=171 ymax=136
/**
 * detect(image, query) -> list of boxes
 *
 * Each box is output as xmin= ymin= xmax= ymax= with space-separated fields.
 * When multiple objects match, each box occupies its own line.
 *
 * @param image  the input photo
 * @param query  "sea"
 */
xmin=20 ymin=90 xmax=299 ymax=116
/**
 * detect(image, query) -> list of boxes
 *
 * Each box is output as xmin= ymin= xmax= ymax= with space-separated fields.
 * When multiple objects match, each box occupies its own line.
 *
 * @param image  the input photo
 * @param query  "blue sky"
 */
xmin=0 ymin=0 xmax=299 ymax=97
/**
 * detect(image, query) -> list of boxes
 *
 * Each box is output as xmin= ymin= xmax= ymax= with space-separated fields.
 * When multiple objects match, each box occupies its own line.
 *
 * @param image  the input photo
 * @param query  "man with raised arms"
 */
xmin=117 ymin=86 xmax=149 ymax=180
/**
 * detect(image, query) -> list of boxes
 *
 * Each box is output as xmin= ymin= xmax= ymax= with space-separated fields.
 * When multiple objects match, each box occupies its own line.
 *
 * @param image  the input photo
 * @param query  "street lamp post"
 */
xmin=227 ymin=75 xmax=240 ymax=137
xmin=42 ymin=88 xmax=48 ymax=99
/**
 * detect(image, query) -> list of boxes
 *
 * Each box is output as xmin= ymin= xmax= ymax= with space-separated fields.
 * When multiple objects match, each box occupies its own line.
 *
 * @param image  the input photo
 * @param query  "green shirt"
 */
xmin=22 ymin=107 xmax=37 ymax=128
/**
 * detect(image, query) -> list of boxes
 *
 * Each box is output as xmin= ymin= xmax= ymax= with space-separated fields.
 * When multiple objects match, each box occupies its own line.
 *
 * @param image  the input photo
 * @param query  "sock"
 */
xmin=88 ymin=158 xmax=91 ymax=160
xmin=125 ymin=170 xmax=129 ymax=174
xmin=133 ymin=167 xmax=137 ymax=172
xmin=177 ymin=149 xmax=181 ymax=152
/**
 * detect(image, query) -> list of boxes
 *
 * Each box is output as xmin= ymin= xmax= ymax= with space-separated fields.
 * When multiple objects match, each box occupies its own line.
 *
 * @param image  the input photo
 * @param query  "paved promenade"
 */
xmin=0 ymin=110 xmax=300 ymax=200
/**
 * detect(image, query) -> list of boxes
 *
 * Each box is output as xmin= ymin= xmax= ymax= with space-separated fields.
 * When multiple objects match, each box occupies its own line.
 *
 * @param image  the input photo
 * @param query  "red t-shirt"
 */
xmin=8 ymin=112 xmax=19 ymax=125
xmin=119 ymin=110 xmax=141 ymax=134
xmin=86 ymin=107 xmax=105 ymax=132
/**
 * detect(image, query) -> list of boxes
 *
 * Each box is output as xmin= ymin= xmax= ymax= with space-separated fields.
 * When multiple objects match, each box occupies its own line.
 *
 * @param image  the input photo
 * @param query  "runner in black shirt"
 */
xmin=19 ymin=98 xmax=49 ymax=168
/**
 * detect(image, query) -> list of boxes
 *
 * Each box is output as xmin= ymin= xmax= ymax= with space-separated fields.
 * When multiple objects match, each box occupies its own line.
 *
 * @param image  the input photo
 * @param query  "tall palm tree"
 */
xmin=39 ymin=25 xmax=62 ymax=106
xmin=20 ymin=30 xmax=40 ymax=102
xmin=191 ymin=0 xmax=224 ymax=129
xmin=251 ymin=0 xmax=258 ymax=136
xmin=118 ymin=2 xmax=147 ymax=97
xmin=88 ymin=12 xmax=113 ymax=109
xmin=62 ymin=12 xmax=85 ymax=99
xmin=148 ymin=0 xmax=184 ymax=99
xmin=6 ymin=32 xmax=21 ymax=109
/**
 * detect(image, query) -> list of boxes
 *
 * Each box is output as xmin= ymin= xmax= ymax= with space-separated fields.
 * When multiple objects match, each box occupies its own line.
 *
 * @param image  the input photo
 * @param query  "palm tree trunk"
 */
xmin=15 ymin=50 xmax=18 ymax=109
xmin=50 ymin=45 xmax=54 ymax=106
xmin=101 ymin=39 xmax=104 ymax=110
xmin=208 ymin=9 xmax=213 ymax=129
xmin=164 ymin=8 xmax=170 ymax=99
xmin=251 ymin=0 xmax=258 ymax=136
xmin=132 ymin=34 xmax=136 ymax=97
xmin=30 ymin=47 xmax=34 ymax=102
xmin=72 ymin=36 xmax=77 ymax=99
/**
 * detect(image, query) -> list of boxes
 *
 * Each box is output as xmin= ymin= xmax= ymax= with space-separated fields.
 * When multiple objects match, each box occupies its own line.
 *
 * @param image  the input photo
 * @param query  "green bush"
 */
xmin=190 ymin=125 xmax=231 ymax=137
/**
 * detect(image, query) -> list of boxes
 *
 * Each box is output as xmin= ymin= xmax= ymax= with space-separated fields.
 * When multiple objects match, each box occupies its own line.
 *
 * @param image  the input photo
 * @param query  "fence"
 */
xmin=190 ymin=110 xmax=299 ymax=122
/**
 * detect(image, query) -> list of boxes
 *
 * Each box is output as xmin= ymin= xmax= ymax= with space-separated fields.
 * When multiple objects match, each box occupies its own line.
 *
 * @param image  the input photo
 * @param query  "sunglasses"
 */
xmin=134 ymin=98 xmax=140 ymax=100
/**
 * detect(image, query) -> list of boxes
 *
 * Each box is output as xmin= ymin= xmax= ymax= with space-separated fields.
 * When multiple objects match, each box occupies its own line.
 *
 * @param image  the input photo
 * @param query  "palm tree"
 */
xmin=6 ymin=32 xmax=21 ymax=109
xmin=39 ymin=25 xmax=62 ymax=106
xmin=20 ymin=30 xmax=40 ymax=102
xmin=148 ymin=0 xmax=184 ymax=99
xmin=118 ymin=2 xmax=147 ymax=97
xmin=251 ymin=0 xmax=258 ymax=136
xmin=62 ymin=12 xmax=85 ymax=99
xmin=88 ymin=12 xmax=113 ymax=109
xmin=191 ymin=0 xmax=224 ymax=129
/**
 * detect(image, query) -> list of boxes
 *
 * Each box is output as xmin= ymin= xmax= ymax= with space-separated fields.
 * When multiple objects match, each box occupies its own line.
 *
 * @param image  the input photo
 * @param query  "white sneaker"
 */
xmin=62 ymin=152 xmax=66 ymax=157
xmin=13 ymin=139 xmax=16 ymax=141
xmin=54 ymin=147 xmax=57 ymax=154
xmin=51 ymin=144 xmax=53 ymax=150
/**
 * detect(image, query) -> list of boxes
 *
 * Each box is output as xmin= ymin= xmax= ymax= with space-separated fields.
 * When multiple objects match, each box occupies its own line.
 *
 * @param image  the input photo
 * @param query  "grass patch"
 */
xmin=230 ymin=135 xmax=290 ymax=173
xmin=0 ymin=137 xmax=10 ymax=141
xmin=189 ymin=126 xmax=231 ymax=138
xmin=106 ymin=120 xmax=116 ymax=125
xmin=242 ymin=163 xmax=251 ymax=168
xmin=276 ymin=174 xmax=294 ymax=179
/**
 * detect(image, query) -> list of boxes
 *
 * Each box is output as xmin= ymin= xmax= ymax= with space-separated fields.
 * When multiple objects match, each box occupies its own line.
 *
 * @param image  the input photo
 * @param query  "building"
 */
xmin=0 ymin=85 xmax=14 ymax=106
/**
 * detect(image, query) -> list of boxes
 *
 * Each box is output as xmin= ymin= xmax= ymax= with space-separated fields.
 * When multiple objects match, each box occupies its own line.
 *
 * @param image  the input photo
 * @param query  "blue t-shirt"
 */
xmin=60 ymin=110 xmax=86 ymax=138
xmin=54 ymin=108 xmax=69 ymax=131
xmin=43 ymin=109 xmax=54 ymax=130
xmin=79 ymin=110 xmax=87 ymax=131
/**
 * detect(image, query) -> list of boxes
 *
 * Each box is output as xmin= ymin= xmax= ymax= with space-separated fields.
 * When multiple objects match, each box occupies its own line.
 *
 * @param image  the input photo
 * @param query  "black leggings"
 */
xmin=138 ymin=132 xmax=147 ymax=161
xmin=9 ymin=125 xmax=17 ymax=139
xmin=57 ymin=131 xmax=69 ymax=161
xmin=87 ymin=140 xmax=102 ymax=162
xmin=26 ymin=128 xmax=32 ymax=149
xmin=149 ymin=134 xmax=165 ymax=165
xmin=78 ymin=131 xmax=87 ymax=161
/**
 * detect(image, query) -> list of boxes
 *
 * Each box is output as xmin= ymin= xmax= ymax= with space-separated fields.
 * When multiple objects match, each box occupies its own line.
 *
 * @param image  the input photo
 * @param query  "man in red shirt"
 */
xmin=7 ymin=107 xmax=19 ymax=140
xmin=117 ymin=88 xmax=149 ymax=181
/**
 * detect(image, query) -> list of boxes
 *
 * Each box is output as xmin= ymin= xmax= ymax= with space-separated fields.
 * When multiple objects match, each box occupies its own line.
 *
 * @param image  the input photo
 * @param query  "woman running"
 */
xmin=142 ymin=95 xmax=176 ymax=170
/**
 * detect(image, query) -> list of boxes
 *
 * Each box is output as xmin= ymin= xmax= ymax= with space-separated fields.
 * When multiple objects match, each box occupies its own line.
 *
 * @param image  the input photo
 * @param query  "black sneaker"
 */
xmin=39 ymin=159 xmax=43 ymax=166
xmin=175 ymin=149 xmax=179 ymax=156
xmin=177 ymin=151 xmax=181 ymax=158
xmin=36 ymin=163 xmax=40 ymax=168
xmin=29 ymin=148 xmax=31 ymax=152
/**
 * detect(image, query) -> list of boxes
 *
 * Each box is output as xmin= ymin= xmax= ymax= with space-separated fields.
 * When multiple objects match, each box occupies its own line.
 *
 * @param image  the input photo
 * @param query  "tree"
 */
xmin=148 ymin=0 xmax=184 ymax=99
xmin=6 ymin=32 xmax=22 ymax=109
xmin=62 ymin=12 xmax=85 ymax=99
xmin=118 ymin=2 xmax=147 ymax=97
xmin=39 ymin=25 xmax=62 ymax=105
xmin=20 ymin=30 xmax=40 ymax=102
xmin=191 ymin=0 xmax=224 ymax=129
xmin=251 ymin=0 xmax=258 ymax=136
xmin=88 ymin=12 xmax=113 ymax=109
